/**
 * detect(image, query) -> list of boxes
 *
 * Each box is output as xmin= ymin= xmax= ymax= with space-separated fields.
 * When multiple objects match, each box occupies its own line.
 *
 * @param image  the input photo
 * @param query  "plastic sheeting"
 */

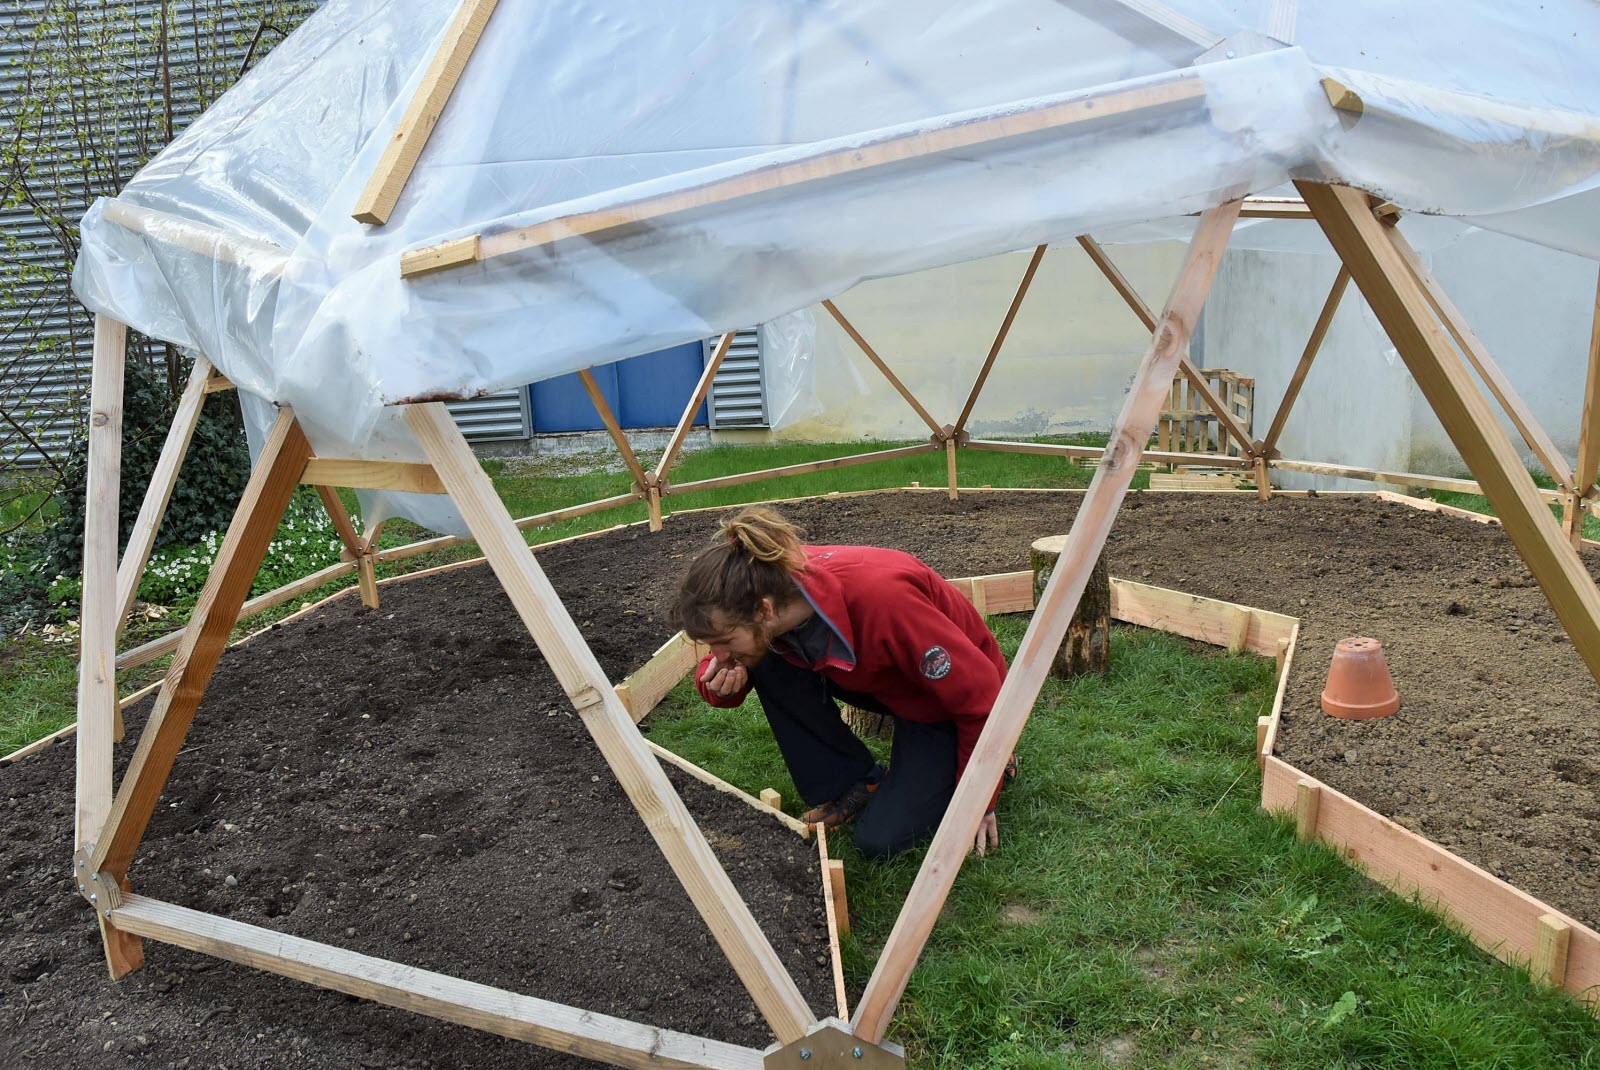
xmin=71 ymin=0 xmax=1600 ymax=529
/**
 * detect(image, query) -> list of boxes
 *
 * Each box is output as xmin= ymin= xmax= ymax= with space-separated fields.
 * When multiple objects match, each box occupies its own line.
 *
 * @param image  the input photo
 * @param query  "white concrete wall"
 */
xmin=747 ymin=241 xmax=1190 ymax=442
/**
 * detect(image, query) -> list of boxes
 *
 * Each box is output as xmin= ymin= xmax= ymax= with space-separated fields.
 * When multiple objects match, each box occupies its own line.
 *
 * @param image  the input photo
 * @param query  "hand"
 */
xmin=973 ymin=811 xmax=999 ymax=857
xmin=700 ymin=656 xmax=749 ymax=698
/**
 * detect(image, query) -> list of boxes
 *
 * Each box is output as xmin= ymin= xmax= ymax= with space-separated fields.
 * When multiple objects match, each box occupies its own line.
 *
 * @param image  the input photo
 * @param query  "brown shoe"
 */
xmin=802 ymin=766 xmax=883 ymax=829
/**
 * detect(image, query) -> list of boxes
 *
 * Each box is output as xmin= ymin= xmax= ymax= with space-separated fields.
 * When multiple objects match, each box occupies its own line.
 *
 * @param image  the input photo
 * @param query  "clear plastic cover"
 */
xmin=71 ymin=0 xmax=1600 ymax=529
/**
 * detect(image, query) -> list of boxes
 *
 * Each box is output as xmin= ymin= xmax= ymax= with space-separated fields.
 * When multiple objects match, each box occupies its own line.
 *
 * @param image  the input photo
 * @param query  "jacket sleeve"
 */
xmin=872 ymin=581 xmax=1008 ymax=810
xmin=694 ymin=654 xmax=752 ymax=709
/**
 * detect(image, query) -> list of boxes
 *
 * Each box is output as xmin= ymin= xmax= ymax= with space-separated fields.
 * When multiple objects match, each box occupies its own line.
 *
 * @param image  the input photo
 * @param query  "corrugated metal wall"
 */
xmin=0 ymin=2 xmax=316 ymax=468
xmin=706 ymin=327 xmax=769 ymax=429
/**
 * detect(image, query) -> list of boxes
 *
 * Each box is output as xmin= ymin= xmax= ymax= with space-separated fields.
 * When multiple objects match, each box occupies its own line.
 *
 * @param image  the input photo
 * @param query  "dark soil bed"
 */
xmin=5 ymin=489 xmax=1598 ymax=1067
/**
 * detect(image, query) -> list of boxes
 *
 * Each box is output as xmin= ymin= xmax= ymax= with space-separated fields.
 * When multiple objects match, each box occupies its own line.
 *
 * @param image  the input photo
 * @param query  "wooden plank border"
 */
xmin=815 ymin=825 xmax=851 ymax=1022
xmin=1262 ymin=759 xmax=1600 ymax=1006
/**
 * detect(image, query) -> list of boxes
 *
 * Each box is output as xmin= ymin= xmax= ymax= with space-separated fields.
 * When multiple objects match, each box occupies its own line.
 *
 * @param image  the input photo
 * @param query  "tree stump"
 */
xmin=1030 ymin=534 xmax=1111 ymax=678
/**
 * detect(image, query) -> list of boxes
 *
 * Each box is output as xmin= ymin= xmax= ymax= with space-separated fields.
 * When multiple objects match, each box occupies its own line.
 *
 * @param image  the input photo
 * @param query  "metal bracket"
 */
xmin=931 ymin=426 xmax=970 ymax=448
xmin=72 ymin=845 xmax=124 ymax=919
xmin=764 ymin=1019 xmax=905 ymax=1070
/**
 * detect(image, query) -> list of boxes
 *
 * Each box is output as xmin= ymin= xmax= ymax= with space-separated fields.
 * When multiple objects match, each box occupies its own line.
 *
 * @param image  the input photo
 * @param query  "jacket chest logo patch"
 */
xmin=920 ymin=646 xmax=952 ymax=680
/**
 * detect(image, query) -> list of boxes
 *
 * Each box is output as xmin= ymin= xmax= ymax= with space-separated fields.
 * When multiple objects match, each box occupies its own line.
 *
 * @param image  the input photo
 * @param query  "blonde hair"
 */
xmin=672 ymin=507 xmax=807 ymax=638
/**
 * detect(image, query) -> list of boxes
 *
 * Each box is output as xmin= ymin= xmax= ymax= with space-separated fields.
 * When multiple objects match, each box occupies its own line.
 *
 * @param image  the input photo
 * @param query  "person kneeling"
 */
xmin=671 ymin=507 xmax=1016 ymax=859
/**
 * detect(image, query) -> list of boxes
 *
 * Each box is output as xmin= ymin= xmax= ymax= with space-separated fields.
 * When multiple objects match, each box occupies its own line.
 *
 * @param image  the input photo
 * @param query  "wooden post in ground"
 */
xmin=1029 ymin=535 xmax=1110 ymax=677
xmin=406 ymin=402 xmax=815 ymax=1045
xmin=1569 ymin=270 xmax=1600 ymax=547
xmin=1300 ymin=181 xmax=1600 ymax=685
xmin=77 ymin=317 xmax=140 ymax=978
xmin=357 ymin=520 xmax=385 ymax=606
xmin=851 ymin=199 xmax=1242 ymax=1045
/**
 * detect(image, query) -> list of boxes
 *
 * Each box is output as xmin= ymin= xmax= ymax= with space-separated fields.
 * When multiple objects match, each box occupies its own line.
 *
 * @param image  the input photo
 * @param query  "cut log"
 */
xmin=1030 ymin=535 xmax=1110 ymax=677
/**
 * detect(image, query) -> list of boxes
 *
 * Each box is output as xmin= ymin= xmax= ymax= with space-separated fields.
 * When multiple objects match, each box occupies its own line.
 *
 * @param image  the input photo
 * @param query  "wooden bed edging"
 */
xmin=816 ymin=825 xmax=851 ymax=1021
xmin=1261 ymin=758 xmax=1600 ymax=1005
xmin=108 ymin=893 xmax=767 ymax=1070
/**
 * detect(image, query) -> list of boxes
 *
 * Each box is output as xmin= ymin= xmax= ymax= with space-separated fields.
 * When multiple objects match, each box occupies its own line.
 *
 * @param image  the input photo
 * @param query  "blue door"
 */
xmin=531 ymin=342 xmax=707 ymax=431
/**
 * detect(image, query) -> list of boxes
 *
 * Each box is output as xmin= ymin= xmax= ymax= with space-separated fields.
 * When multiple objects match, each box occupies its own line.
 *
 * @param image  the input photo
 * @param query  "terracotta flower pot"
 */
xmin=1320 ymin=636 xmax=1400 ymax=720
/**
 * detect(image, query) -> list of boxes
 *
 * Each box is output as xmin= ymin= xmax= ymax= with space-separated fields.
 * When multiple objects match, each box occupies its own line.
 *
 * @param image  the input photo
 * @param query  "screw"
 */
xmin=77 ymin=859 xmax=85 ymax=868
xmin=1225 ymin=49 xmax=1236 ymax=59
xmin=853 ymin=1047 xmax=864 ymax=1059
xmin=799 ymin=1051 xmax=811 ymax=1061
xmin=90 ymin=893 xmax=98 ymax=902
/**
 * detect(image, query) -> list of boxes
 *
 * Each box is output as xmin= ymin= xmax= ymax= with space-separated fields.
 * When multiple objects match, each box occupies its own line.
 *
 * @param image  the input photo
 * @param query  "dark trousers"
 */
xmin=747 ymin=652 xmax=958 ymax=860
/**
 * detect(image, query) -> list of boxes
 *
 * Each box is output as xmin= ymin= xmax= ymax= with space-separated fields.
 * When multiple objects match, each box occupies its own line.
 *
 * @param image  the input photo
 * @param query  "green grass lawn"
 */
xmin=1426 ymin=469 xmax=1600 ymax=541
xmin=645 ymin=619 xmax=1600 ymax=1069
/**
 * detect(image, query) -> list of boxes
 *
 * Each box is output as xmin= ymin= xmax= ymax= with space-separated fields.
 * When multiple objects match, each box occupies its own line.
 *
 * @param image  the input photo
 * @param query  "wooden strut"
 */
xmin=1259 ymin=267 xmax=1351 ymax=460
xmin=850 ymin=199 xmax=1243 ymax=1044
xmin=578 ymin=368 xmax=650 ymax=492
xmin=115 ymin=355 xmax=214 ymax=638
xmin=955 ymin=244 xmax=1048 ymax=434
xmin=1104 ymin=0 xmax=1224 ymax=48
xmin=401 ymin=72 xmax=1209 ymax=276
xmin=75 ymin=316 xmax=142 ymax=978
xmin=1076 ymin=235 xmax=1255 ymax=458
xmin=647 ymin=332 xmax=736 ymax=532
xmin=965 ymin=437 xmax=1251 ymax=470
xmin=1572 ymin=269 xmax=1600 ymax=546
xmin=404 ymin=402 xmax=814 ymax=1044
xmin=1299 ymin=181 xmax=1600 ymax=686
xmin=351 ymin=0 xmax=502 ymax=225
xmin=820 ymin=300 xmax=946 ymax=440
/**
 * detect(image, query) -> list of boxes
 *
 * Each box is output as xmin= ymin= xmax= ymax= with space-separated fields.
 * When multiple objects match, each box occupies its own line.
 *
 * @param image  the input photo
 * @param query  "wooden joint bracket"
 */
xmin=764 ymin=1018 xmax=904 ymax=1069
xmin=930 ymin=426 xmax=969 ymax=447
xmin=73 ymin=846 xmax=124 ymax=919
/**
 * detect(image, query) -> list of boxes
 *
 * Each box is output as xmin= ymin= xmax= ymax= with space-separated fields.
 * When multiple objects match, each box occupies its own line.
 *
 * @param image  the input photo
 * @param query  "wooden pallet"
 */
xmin=1157 ymin=367 xmax=1254 ymax=458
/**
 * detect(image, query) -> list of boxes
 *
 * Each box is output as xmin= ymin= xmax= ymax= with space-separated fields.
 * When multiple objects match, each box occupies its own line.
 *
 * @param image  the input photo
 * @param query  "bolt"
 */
xmin=77 ymin=859 xmax=86 ymax=868
xmin=800 ymin=1050 xmax=811 ymax=1061
xmin=1225 ymin=49 xmax=1236 ymax=59
xmin=853 ymin=1047 xmax=864 ymax=1059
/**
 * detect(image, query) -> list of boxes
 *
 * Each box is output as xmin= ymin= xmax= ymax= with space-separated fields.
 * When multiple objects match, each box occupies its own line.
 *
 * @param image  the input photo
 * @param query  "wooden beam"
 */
xmin=400 ymin=233 xmax=480 ymax=278
xmin=945 ymin=437 xmax=959 ymax=502
xmin=301 ymin=458 xmax=445 ymax=494
xmin=91 ymin=408 xmax=313 ymax=882
xmin=578 ymin=368 xmax=649 ymax=490
xmin=645 ymin=741 xmax=810 ymax=839
xmin=1577 ymin=269 xmax=1600 ymax=496
xmin=1076 ymin=236 xmax=1254 ymax=455
xmin=1260 ymin=268 xmax=1350 ymax=458
xmin=759 ymin=788 xmax=783 ymax=812
xmin=405 ymin=73 xmax=1208 ymax=272
xmin=1261 ymin=755 xmax=1600 ymax=1003
xmin=955 ymin=245 xmax=1048 ymax=433
xmin=405 ymin=402 xmax=814 ymax=1043
xmin=100 ymin=199 xmax=288 ymax=275
xmin=1270 ymin=457 xmax=1568 ymax=505
xmin=352 ymin=0 xmax=501 ymax=225
xmin=964 ymin=437 xmax=1251 ymax=470
xmin=654 ymin=332 xmax=734 ymax=487
xmin=1300 ymin=180 xmax=1600 ymax=684
xmin=821 ymin=300 xmax=945 ymax=439
xmin=1235 ymin=198 xmax=1313 ymax=220
xmin=668 ymin=444 xmax=939 ymax=497
xmin=115 ymin=356 xmax=213 ymax=637
xmin=202 ymin=374 xmax=235 ymax=393
xmin=1104 ymin=0 xmax=1224 ymax=47
xmin=314 ymin=486 xmax=363 ymax=559
xmin=109 ymin=893 xmax=764 ymax=1070
xmin=1391 ymin=229 xmax=1575 ymax=488
xmin=77 ymin=311 xmax=130 ymax=990
xmin=851 ymin=199 xmax=1241 ymax=1044
xmin=815 ymin=827 xmax=850 ymax=1021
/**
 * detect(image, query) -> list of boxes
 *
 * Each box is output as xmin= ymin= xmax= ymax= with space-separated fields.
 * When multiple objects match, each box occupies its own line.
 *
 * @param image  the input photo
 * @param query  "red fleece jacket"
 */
xmin=695 ymin=545 xmax=1009 ymax=808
